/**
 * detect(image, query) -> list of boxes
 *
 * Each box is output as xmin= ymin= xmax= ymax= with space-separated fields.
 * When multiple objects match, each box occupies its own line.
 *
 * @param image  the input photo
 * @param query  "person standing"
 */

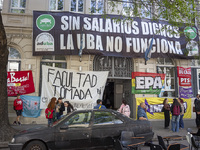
xmin=162 ymin=98 xmax=170 ymax=129
xmin=170 ymin=98 xmax=182 ymax=132
xmin=137 ymin=102 xmax=148 ymax=120
xmin=55 ymin=97 xmax=65 ymax=120
xmin=94 ymin=99 xmax=106 ymax=109
xmin=118 ymin=100 xmax=131 ymax=117
xmin=64 ymin=101 xmax=74 ymax=115
xmin=45 ymin=97 xmax=56 ymax=127
xmin=194 ymin=94 xmax=200 ymax=128
xmin=13 ymin=94 xmax=23 ymax=125
xmin=178 ymin=98 xmax=185 ymax=129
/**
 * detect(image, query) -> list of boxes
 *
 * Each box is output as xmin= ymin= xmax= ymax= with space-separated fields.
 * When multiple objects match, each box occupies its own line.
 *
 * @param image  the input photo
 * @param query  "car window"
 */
xmin=64 ymin=112 xmax=91 ymax=128
xmin=93 ymin=111 xmax=123 ymax=125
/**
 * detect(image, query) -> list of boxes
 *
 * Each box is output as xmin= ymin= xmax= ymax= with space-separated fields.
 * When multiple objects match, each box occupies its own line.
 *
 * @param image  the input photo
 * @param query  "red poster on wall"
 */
xmin=7 ymin=71 xmax=35 ymax=96
xmin=177 ymin=66 xmax=191 ymax=86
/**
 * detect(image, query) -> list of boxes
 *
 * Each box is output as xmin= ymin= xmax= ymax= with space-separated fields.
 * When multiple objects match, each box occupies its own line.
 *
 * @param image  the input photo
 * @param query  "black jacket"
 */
xmin=58 ymin=103 xmax=65 ymax=116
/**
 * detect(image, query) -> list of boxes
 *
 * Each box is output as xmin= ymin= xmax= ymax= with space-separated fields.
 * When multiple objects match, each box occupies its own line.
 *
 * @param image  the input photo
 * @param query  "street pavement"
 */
xmin=0 ymin=119 xmax=197 ymax=150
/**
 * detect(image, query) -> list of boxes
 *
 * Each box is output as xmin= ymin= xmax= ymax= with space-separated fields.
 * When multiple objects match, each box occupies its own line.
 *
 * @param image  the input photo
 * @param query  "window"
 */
xmin=49 ymin=0 xmax=63 ymax=11
xmin=41 ymin=55 xmax=66 ymax=68
xmin=157 ymin=58 xmax=175 ymax=97
xmin=94 ymin=56 xmax=132 ymax=78
xmin=93 ymin=111 xmax=123 ymax=125
xmin=7 ymin=47 xmax=21 ymax=71
xmin=39 ymin=55 xmax=67 ymax=95
xmin=71 ymin=0 xmax=83 ymax=12
xmin=0 ymin=0 xmax=3 ymax=11
xmin=122 ymin=0 xmax=135 ymax=16
xmin=91 ymin=0 xmax=104 ymax=14
xmin=11 ymin=0 xmax=26 ymax=13
xmin=64 ymin=112 xmax=92 ymax=128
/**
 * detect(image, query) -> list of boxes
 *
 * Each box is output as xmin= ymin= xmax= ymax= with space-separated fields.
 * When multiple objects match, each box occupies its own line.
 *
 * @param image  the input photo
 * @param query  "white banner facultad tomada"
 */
xmin=40 ymin=65 xmax=109 ymax=109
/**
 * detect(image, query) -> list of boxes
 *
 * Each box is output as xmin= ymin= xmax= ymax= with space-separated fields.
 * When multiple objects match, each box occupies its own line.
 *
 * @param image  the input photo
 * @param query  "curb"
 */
xmin=0 ymin=142 xmax=8 ymax=148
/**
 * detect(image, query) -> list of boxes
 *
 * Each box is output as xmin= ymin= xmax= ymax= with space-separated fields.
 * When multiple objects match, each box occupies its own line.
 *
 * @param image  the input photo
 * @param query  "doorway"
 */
xmin=102 ymin=79 xmax=133 ymax=117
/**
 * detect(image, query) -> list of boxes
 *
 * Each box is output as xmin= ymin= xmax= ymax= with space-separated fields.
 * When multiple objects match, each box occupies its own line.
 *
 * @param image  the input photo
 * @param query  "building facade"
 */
xmin=2 ymin=0 xmax=200 ymax=124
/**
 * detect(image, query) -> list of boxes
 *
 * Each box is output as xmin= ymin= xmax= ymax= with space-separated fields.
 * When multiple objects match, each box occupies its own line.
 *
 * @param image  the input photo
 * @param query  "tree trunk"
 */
xmin=0 ymin=11 xmax=16 ymax=141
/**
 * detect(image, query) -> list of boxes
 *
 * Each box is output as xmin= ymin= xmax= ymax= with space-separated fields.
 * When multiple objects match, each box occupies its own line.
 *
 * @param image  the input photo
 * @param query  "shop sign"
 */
xmin=7 ymin=71 xmax=35 ymax=96
xmin=132 ymin=72 xmax=165 ymax=94
xmin=179 ymin=87 xmax=193 ymax=98
xmin=177 ymin=66 xmax=191 ymax=86
xmin=33 ymin=11 xmax=199 ymax=59
xmin=40 ymin=65 xmax=109 ymax=109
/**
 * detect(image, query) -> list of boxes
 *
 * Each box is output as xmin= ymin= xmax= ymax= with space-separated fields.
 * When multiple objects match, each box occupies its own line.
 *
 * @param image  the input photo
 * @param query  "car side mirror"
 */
xmin=60 ymin=125 xmax=68 ymax=130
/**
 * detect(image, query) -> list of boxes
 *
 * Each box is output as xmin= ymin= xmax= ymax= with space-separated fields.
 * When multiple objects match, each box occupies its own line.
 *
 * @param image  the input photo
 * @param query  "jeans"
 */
xmin=179 ymin=114 xmax=184 ymax=128
xmin=171 ymin=115 xmax=180 ymax=132
xmin=48 ymin=119 xmax=53 ymax=127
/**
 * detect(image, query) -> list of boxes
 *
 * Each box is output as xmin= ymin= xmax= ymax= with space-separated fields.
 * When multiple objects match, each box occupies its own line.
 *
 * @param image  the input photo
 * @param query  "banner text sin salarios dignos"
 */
xmin=33 ymin=11 xmax=198 ymax=58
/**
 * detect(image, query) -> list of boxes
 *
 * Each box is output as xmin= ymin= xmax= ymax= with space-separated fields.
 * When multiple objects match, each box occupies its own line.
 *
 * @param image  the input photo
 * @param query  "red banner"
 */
xmin=177 ymin=66 xmax=191 ymax=77
xmin=177 ymin=66 xmax=191 ymax=86
xmin=7 ymin=71 xmax=35 ymax=96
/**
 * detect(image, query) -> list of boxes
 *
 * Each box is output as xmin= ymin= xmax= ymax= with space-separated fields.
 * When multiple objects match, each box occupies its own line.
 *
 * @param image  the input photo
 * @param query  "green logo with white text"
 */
xmin=36 ymin=14 xmax=55 ymax=31
xmin=184 ymin=27 xmax=197 ymax=40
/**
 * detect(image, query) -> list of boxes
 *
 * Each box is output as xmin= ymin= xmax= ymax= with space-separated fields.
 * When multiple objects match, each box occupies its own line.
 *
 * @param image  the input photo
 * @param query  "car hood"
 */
xmin=15 ymin=125 xmax=52 ymax=136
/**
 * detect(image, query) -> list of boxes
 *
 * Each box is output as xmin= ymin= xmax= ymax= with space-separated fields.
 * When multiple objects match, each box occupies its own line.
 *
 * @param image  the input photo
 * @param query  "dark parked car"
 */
xmin=9 ymin=109 xmax=154 ymax=150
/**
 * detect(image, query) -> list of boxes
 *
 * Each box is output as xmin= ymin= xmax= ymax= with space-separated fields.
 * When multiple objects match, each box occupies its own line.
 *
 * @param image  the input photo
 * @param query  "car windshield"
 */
xmin=52 ymin=113 xmax=72 ymax=127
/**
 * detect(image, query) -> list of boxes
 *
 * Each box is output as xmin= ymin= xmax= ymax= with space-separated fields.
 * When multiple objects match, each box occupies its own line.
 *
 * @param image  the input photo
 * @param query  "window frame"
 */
xmin=157 ymin=58 xmax=176 ymax=98
xmin=39 ymin=55 xmax=67 ymax=96
xmin=7 ymin=47 xmax=21 ymax=71
xmin=70 ymin=0 xmax=84 ymax=13
xmin=49 ymin=0 xmax=64 ymax=11
xmin=90 ymin=0 xmax=104 ymax=14
xmin=10 ymin=0 xmax=26 ymax=13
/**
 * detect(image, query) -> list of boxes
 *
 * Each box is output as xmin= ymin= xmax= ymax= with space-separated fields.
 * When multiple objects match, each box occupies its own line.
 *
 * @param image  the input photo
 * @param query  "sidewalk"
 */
xmin=151 ymin=119 xmax=197 ymax=140
xmin=0 ymin=119 xmax=197 ymax=148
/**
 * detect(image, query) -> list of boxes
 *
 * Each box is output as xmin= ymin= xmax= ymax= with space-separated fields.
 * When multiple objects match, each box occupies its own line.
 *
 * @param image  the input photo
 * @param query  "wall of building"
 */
xmin=2 ymin=0 xmax=198 ymax=124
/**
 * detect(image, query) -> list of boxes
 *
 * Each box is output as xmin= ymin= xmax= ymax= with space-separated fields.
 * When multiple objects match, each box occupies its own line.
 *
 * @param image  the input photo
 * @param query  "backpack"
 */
xmin=45 ymin=108 xmax=54 ymax=119
xmin=173 ymin=105 xmax=180 ymax=116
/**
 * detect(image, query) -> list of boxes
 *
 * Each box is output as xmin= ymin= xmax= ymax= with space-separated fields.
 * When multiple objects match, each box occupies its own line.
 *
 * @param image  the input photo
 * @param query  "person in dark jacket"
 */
xmin=170 ymin=98 xmax=182 ymax=132
xmin=64 ymin=101 xmax=74 ymax=115
xmin=194 ymin=94 xmax=200 ymax=128
xmin=162 ymin=98 xmax=170 ymax=129
xmin=55 ymin=97 xmax=65 ymax=120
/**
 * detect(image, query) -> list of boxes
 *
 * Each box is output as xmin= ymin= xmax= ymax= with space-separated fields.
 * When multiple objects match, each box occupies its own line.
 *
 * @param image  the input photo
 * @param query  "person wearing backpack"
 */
xmin=118 ymin=100 xmax=131 ymax=117
xmin=45 ymin=97 xmax=56 ymax=127
xmin=170 ymin=98 xmax=182 ymax=132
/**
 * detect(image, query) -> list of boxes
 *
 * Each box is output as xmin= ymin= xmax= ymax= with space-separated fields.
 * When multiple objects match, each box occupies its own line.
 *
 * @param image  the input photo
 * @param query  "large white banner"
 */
xmin=40 ymin=65 xmax=109 ymax=109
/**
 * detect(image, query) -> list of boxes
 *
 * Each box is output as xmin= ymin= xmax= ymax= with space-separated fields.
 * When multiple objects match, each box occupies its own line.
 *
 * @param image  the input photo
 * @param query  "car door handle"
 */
xmin=83 ymin=133 xmax=89 ymax=138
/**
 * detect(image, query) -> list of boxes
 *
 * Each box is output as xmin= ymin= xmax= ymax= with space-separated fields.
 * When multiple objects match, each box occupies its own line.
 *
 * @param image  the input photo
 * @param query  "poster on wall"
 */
xmin=7 ymin=71 xmax=35 ymax=96
xmin=21 ymin=95 xmax=41 ymax=118
xmin=33 ymin=11 xmax=199 ymax=59
xmin=40 ymin=65 xmax=109 ymax=109
xmin=136 ymin=97 xmax=191 ymax=119
xmin=132 ymin=72 xmax=165 ymax=94
xmin=177 ymin=66 xmax=191 ymax=86
xmin=179 ymin=87 xmax=193 ymax=98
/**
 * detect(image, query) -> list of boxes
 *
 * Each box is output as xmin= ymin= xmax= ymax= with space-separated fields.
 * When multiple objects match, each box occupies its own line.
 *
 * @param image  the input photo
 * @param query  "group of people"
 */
xmin=162 ymin=98 xmax=185 ymax=132
xmin=93 ymin=99 xmax=131 ymax=117
xmin=45 ymin=97 xmax=74 ymax=126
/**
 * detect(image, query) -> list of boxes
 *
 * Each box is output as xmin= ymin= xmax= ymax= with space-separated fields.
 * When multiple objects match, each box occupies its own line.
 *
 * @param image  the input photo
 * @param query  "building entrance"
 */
xmin=102 ymin=79 xmax=133 ymax=117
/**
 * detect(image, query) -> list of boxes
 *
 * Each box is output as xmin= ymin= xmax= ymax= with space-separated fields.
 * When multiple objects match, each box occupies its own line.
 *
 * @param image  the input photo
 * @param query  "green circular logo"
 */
xmin=36 ymin=14 xmax=55 ymax=31
xmin=184 ymin=26 xmax=197 ymax=40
